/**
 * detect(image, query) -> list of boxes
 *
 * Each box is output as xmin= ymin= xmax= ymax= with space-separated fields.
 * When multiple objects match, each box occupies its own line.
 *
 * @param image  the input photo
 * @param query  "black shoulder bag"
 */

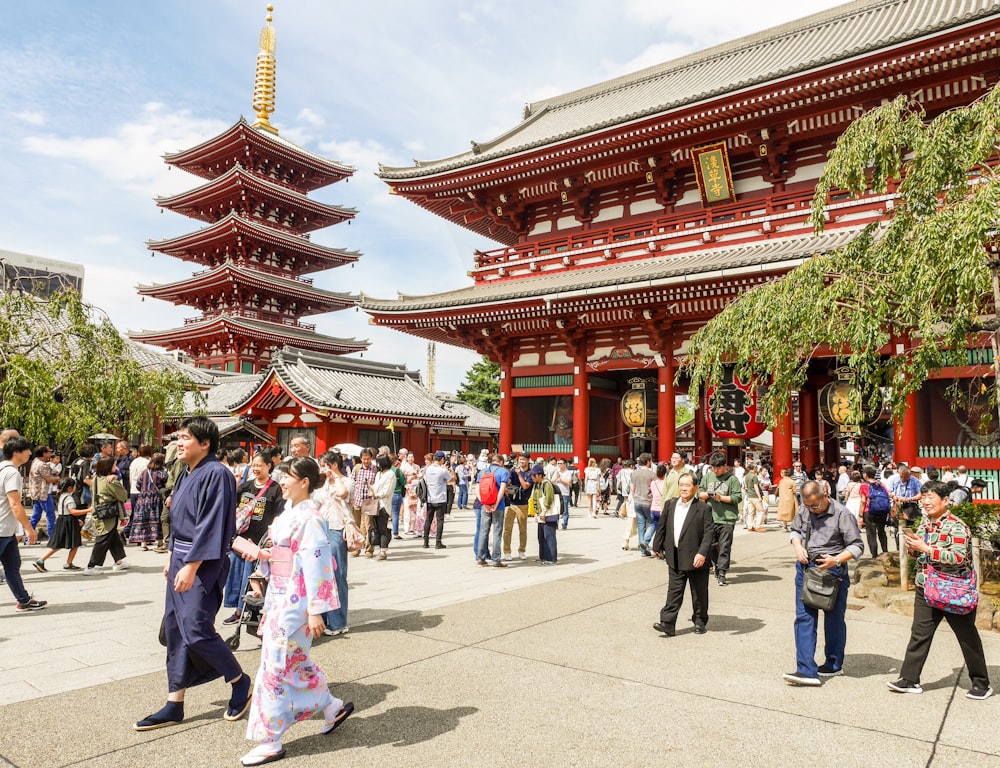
xmin=799 ymin=514 xmax=843 ymax=612
xmin=93 ymin=476 xmax=122 ymax=521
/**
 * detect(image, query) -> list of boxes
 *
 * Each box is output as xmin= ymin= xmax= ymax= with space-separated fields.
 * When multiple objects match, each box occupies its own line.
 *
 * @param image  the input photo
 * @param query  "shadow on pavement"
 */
xmin=347 ymin=610 xmax=445 ymax=634
xmin=41 ymin=599 xmax=153 ymax=615
xmin=710 ymin=614 xmax=766 ymax=635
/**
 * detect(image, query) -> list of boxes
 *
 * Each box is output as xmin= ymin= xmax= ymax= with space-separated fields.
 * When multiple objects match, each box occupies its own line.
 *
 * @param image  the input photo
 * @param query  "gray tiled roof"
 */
xmin=233 ymin=348 xmax=464 ymax=421
xmin=124 ymin=339 xmax=217 ymax=386
xmin=379 ymin=0 xmax=1000 ymax=179
xmin=361 ymin=227 xmax=862 ymax=313
xmin=181 ymin=375 xmax=263 ymax=416
xmin=435 ymin=393 xmax=500 ymax=432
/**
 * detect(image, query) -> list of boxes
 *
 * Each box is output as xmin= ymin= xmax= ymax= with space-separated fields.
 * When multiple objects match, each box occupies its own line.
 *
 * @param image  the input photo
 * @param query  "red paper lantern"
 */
xmin=704 ymin=368 xmax=766 ymax=440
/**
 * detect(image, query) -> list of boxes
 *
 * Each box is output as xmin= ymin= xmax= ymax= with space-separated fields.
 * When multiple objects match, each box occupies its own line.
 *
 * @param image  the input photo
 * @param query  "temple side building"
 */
xmin=364 ymin=0 xmax=1000 ymax=491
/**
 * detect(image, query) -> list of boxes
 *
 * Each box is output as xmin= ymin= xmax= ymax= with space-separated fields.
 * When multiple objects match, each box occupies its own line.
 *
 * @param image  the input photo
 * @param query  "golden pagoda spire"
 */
xmin=252 ymin=4 xmax=278 ymax=134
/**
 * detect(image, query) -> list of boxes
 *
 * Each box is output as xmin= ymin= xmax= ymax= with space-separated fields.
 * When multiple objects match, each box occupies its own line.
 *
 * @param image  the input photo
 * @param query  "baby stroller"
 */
xmin=225 ymin=533 xmax=270 ymax=651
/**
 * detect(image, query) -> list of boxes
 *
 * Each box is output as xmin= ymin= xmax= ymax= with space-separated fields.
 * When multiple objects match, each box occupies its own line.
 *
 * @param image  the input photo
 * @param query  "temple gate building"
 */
xmin=364 ymin=0 xmax=1000 ymax=490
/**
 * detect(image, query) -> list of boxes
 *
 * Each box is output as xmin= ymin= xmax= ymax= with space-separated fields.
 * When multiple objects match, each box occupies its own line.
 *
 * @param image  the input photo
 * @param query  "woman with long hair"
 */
xmin=366 ymin=454 xmax=395 ymax=560
xmin=221 ymin=452 xmax=282 ymax=626
xmin=583 ymin=458 xmax=601 ymax=518
xmin=316 ymin=450 xmax=352 ymax=636
xmin=129 ymin=453 xmax=167 ymax=550
xmin=242 ymin=457 xmax=353 ymax=766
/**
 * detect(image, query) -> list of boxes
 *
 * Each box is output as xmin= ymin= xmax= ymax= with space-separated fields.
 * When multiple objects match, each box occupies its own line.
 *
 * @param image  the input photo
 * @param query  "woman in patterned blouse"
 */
xmin=887 ymin=480 xmax=992 ymax=700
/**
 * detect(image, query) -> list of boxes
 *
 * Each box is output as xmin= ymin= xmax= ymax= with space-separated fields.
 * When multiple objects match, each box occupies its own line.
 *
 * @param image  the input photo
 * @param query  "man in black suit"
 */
xmin=651 ymin=473 xmax=714 ymax=636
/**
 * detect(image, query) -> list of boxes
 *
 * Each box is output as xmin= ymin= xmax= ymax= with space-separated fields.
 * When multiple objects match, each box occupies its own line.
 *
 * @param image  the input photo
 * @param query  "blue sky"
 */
xmin=1 ymin=0 xmax=844 ymax=391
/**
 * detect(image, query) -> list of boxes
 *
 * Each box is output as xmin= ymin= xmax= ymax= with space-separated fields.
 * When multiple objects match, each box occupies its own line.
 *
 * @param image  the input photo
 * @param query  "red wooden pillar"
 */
xmin=499 ymin=362 xmax=514 ymax=455
xmin=658 ymin=353 xmax=676 ymax=464
xmin=772 ymin=401 xmax=794 ymax=476
xmin=799 ymin=386 xmax=820 ymax=470
xmin=823 ymin=422 xmax=841 ymax=466
xmin=694 ymin=400 xmax=712 ymax=461
xmin=572 ymin=358 xmax=590 ymax=466
xmin=894 ymin=391 xmax=919 ymax=466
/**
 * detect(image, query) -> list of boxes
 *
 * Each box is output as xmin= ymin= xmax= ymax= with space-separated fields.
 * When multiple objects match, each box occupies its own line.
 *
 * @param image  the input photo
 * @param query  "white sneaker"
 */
xmin=112 ymin=559 xmax=130 ymax=571
xmin=502 ymin=553 xmax=513 ymax=561
xmin=82 ymin=566 xmax=102 ymax=575
xmin=518 ymin=552 xmax=527 ymax=560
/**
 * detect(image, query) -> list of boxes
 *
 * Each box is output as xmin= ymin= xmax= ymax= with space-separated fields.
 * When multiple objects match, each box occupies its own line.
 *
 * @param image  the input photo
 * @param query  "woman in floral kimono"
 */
xmin=241 ymin=458 xmax=354 ymax=767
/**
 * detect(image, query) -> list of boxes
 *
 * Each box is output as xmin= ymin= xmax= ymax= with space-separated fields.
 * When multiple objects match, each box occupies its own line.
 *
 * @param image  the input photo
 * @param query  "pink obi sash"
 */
xmin=268 ymin=545 xmax=294 ymax=578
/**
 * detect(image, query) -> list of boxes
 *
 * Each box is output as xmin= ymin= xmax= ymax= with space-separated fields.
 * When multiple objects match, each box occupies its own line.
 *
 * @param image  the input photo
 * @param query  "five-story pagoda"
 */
xmin=130 ymin=5 xmax=368 ymax=373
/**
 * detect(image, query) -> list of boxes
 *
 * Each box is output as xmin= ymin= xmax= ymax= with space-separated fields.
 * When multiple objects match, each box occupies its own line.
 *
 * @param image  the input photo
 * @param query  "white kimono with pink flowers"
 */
xmin=247 ymin=498 xmax=337 ymax=743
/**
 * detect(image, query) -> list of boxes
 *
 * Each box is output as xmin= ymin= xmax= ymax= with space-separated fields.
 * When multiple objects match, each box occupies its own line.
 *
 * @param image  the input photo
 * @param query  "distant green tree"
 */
xmin=456 ymin=356 xmax=500 ymax=415
xmin=675 ymin=403 xmax=694 ymax=426
xmin=0 ymin=288 xmax=195 ymax=448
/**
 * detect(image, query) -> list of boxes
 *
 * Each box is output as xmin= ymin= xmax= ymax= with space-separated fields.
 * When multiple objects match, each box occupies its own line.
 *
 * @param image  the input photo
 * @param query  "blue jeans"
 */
xmin=473 ymin=502 xmax=490 ymax=560
xmin=634 ymin=502 xmax=651 ymax=548
xmin=559 ymin=495 xmax=570 ymax=528
xmin=538 ymin=519 xmax=558 ymax=562
xmin=390 ymin=492 xmax=403 ymax=537
xmin=324 ymin=529 xmax=349 ymax=631
xmin=223 ymin=552 xmax=257 ymax=611
xmin=30 ymin=495 xmax=55 ymax=540
xmin=457 ymin=483 xmax=468 ymax=509
xmin=0 ymin=535 xmax=29 ymax=604
xmin=793 ymin=560 xmax=850 ymax=677
xmin=643 ymin=511 xmax=660 ymax=545
xmin=477 ymin=508 xmax=504 ymax=563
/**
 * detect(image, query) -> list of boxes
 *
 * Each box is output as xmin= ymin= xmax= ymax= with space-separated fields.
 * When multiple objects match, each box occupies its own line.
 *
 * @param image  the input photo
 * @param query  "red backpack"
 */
xmin=478 ymin=469 xmax=499 ymax=506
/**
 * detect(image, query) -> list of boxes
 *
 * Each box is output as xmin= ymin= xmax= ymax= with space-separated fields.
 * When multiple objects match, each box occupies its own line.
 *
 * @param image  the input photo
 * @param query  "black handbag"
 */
xmin=92 ymin=477 xmax=121 ymax=521
xmin=800 ymin=515 xmax=843 ymax=611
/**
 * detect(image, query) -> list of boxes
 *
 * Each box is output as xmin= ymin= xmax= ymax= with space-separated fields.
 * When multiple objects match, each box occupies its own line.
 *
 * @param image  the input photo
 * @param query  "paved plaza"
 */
xmin=2 ymin=504 xmax=999 ymax=767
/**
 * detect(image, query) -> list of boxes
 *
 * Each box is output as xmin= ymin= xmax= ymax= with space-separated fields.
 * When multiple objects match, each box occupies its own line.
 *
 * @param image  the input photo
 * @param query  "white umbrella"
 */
xmin=89 ymin=432 xmax=120 ymax=441
xmin=333 ymin=442 xmax=365 ymax=457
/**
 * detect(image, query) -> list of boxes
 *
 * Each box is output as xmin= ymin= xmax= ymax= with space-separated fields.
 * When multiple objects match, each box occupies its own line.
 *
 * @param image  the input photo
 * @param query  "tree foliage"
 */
xmin=682 ymin=84 xmax=1000 ymax=426
xmin=0 ymin=288 xmax=195 ymax=448
xmin=456 ymin=356 xmax=501 ymax=415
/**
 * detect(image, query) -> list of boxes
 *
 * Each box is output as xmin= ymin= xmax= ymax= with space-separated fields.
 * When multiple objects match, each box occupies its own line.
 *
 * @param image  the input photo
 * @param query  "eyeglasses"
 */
xmin=803 ymin=501 xmax=823 ymax=509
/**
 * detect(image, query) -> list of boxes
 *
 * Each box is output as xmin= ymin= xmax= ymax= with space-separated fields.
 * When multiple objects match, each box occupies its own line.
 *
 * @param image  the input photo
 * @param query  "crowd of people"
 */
xmin=0 ymin=426 xmax=994 ymax=763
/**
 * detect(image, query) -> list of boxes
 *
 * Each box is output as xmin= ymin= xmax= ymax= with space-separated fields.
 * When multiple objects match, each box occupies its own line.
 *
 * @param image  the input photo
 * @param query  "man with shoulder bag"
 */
xmin=783 ymin=481 xmax=863 ymax=686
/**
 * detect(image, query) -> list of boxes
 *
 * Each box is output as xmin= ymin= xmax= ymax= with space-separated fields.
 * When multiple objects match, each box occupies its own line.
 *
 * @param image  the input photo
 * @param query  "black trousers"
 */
xmin=88 ymin=529 xmax=125 ymax=568
xmin=659 ymin=563 xmax=709 ymax=630
xmin=900 ymin=588 xmax=990 ymax=690
xmin=424 ymin=503 xmax=446 ymax=543
xmin=368 ymin=510 xmax=391 ymax=550
xmin=863 ymin=511 xmax=889 ymax=556
xmin=710 ymin=523 xmax=735 ymax=574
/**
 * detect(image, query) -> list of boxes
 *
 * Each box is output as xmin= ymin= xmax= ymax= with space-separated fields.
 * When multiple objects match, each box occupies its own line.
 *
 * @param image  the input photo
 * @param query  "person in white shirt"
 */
xmin=650 ymin=474 xmax=714 ymax=636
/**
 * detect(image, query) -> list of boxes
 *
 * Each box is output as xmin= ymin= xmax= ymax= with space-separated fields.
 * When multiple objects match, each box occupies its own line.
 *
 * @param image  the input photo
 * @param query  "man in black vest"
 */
xmin=651 ymin=473 xmax=714 ymax=636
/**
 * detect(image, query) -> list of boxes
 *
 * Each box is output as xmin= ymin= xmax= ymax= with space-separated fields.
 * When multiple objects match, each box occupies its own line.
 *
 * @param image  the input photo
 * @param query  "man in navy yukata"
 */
xmin=134 ymin=416 xmax=250 ymax=731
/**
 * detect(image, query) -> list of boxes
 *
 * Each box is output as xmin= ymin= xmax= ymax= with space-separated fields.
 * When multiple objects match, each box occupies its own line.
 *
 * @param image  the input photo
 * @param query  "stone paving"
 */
xmin=1 ymin=503 xmax=999 ymax=768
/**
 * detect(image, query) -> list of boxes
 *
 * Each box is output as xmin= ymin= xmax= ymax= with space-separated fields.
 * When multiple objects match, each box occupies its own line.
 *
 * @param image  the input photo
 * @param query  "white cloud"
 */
xmin=22 ymin=103 xmax=229 ymax=197
xmin=297 ymin=107 xmax=325 ymax=127
xmin=85 ymin=234 xmax=122 ymax=246
xmin=13 ymin=110 xmax=44 ymax=126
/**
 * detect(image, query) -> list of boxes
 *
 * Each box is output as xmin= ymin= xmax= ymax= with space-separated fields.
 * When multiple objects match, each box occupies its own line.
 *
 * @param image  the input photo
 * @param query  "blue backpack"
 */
xmin=867 ymin=482 xmax=891 ymax=513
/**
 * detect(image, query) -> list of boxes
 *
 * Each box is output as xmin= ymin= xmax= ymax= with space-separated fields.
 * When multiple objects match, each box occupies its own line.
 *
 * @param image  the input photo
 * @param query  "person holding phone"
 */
xmin=241 ymin=457 xmax=353 ymax=766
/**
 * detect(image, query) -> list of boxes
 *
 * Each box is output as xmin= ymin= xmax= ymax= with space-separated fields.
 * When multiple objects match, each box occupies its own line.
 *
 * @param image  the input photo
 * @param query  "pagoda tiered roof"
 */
xmin=155 ymin=165 xmax=357 ymax=234
xmin=129 ymin=314 xmax=369 ymax=356
xmin=147 ymin=213 xmax=360 ymax=273
xmin=136 ymin=261 xmax=359 ymax=315
xmin=163 ymin=117 xmax=355 ymax=192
